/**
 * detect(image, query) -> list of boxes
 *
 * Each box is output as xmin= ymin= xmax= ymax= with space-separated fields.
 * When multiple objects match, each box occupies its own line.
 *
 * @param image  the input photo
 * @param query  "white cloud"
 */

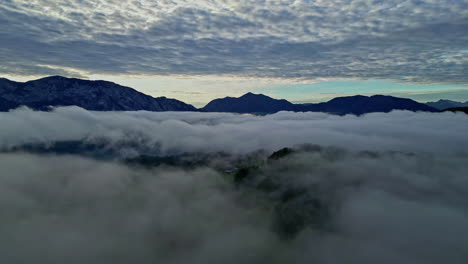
xmin=0 ymin=0 xmax=467 ymax=83
xmin=0 ymin=109 xmax=468 ymax=263
xmin=1 ymin=107 xmax=468 ymax=156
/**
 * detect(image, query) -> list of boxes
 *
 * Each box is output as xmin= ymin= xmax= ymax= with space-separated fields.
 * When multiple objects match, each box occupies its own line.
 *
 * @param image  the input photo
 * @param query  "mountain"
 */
xmin=296 ymin=95 xmax=437 ymax=115
xmin=201 ymin=92 xmax=295 ymax=113
xmin=202 ymin=93 xmax=437 ymax=115
xmin=0 ymin=76 xmax=439 ymax=114
xmin=442 ymin=107 xmax=468 ymax=114
xmin=426 ymin=99 xmax=468 ymax=110
xmin=0 ymin=76 xmax=196 ymax=111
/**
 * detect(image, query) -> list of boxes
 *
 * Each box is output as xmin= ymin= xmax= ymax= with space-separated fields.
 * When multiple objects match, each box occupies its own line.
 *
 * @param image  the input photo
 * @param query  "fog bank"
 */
xmin=0 ymin=108 xmax=467 ymax=263
xmin=1 ymin=107 xmax=467 ymax=156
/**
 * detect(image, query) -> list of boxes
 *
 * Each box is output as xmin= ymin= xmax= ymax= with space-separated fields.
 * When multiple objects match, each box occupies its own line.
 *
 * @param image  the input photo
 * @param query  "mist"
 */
xmin=0 ymin=107 xmax=467 ymax=263
xmin=1 ymin=107 xmax=468 ymax=156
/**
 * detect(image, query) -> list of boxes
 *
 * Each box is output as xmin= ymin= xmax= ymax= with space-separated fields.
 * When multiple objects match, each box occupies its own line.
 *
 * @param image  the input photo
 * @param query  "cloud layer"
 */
xmin=1 ymin=109 xmax=468 ymax=263
xmin=2 ymin=151 xmax=467 ymax=264
xmin=1 ymin=0 xmax=467 ymax=84
xmin=1 ymin=107 xmax=468 ymax=156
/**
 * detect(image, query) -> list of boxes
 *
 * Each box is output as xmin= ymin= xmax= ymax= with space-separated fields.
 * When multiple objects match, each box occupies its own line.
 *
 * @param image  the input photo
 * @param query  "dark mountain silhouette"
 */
xmin=295 ymin=95 xmax=437 ymax=115
xmin=201 ymin=92 xmax=295 ymax=113
xmin=1 ymin=76 xmax=439 ymax=114
xmin=442 ymin=107 xmax=468 ymax=114
xmin=426 ymin=99 xmax=468 ymax=110
xmin=203 ymin=93 xmax=437 ymax=115
xmin=0 ymin=76 xmax=196 ymax=111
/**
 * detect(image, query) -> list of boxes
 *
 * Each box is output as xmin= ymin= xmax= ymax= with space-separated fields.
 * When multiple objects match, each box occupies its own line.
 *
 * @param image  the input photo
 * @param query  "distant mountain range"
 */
xmin=295 ymin=95 xmax=437 ymax=115
xmin=201 ymin=93 xmax=436 ymax=115
xmin=0 ymin=76 xmax=196 ymax=111
xmin=442 ymin=107 xmax=468 ymax=114
xmin=201 ymin=92 xmax=296 ymax=113
xmin=0 ymin=76 xmax=452 ymax=115
xmin=426 ymin=99 xmax=468 ymax=110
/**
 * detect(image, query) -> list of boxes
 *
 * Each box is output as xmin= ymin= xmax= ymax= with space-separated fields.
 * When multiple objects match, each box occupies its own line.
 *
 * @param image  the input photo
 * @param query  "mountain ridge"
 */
xmin=201 ymin=92 xmax=296 ymax=113
xmin=202 ymin=93 xmax=437 ymax=114
xmin=0 ymin=76 xmax=196 ymax=112
xmin=426 ymin=99 xmax=468 ymax=110
xmin=0 ymin=76 xmax=440 ymax=114
xmin=442 ymin=107 xmax=468 ymax=114
xmin=293 ymin=94 xmax=437 ymax=115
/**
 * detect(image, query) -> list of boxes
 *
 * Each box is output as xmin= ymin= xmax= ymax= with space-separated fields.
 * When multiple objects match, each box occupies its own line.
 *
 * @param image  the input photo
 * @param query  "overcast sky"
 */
xmin=1 ymin=0 xmax=467 ymax=105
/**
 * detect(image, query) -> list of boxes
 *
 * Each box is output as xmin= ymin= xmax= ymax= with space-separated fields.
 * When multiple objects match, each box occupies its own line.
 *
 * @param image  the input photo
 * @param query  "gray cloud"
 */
xmin=1 ymin=109 xmax=468 ymax=262
xmin=0 ymin=0 xmax=467 ymax=84
xmin=0 ymin=153 xmax=283 ymax=264
xmin=1 ymin=107 xmax=468 ymax=156
xmin=1 ymin=109 xmax=468 ymax=263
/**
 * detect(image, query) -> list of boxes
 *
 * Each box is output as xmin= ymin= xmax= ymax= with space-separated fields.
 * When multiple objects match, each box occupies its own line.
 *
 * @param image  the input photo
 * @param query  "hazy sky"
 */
xmin=1 ymin=0 xmax=467 ymax=105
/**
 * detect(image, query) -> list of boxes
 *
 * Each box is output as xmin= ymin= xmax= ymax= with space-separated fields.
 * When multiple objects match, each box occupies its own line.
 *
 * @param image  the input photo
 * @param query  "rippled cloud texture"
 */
xmin=1 ymin=0 xmax=467 ymax=84
xmin=0 ymin=109 xmax=468 ymax=263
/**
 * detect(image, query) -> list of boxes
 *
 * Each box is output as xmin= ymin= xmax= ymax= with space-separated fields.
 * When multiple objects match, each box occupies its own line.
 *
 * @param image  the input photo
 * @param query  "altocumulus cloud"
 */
xmin=0 ymin=0 xmax=467 ymax=84
xmin=0 ymin=109 xmax=467 ymax=263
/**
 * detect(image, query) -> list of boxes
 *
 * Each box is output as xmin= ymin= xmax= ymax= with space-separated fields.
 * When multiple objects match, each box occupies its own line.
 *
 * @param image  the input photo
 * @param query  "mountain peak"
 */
xmin=0 ymin=76 xmax=196 ymax=112
xmin=37 ymin=75 xmax=69 ymax=81
xmin=202 ymin=92 xmax=295 ymax=113
xmin=426 ymin=99 xmax=468 ymax=110
xmin=296 ymin=94 xmax=436 ymax=115
xmin=240 ymin=92 xmax=268 ymax=98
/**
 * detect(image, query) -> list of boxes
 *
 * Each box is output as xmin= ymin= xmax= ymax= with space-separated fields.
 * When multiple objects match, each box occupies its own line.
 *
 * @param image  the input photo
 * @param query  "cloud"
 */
xmin=1 ymin=107 xmax=468 ymax=156
xmin=0 ymin=0 xmax=467 ymax=84
xmin=0 ymin=153 xmax=284 ymax=264
xmin=1 ymin=109 xmax=468 ymax=263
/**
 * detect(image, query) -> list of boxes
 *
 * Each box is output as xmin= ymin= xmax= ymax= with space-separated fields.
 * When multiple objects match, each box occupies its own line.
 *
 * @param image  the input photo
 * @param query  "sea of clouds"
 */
xmin=0 ymin=107 xmax=467 ymax=263
xmin=1 ymin=106 xmax=468 ymax=155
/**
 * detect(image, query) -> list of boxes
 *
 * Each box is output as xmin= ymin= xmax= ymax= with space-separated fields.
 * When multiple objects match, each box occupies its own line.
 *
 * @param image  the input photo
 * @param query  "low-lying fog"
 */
xmin=1 ymin=107 xmax=467 ymax=264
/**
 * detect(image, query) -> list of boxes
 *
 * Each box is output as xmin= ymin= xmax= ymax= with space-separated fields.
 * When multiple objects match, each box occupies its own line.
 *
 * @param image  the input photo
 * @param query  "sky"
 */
xmin=1 ymin=0 xmax=468 ymax=106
